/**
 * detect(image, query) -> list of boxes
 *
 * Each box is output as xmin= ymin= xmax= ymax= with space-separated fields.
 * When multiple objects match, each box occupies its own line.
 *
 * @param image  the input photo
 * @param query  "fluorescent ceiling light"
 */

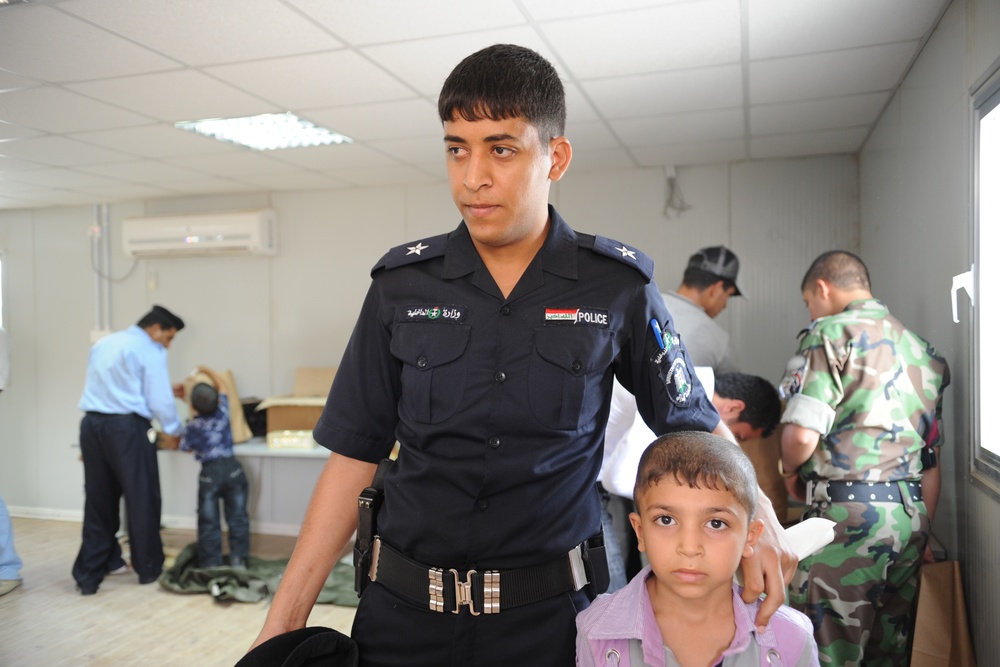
xmin=175 ymin=112 xmax=353 ymax=150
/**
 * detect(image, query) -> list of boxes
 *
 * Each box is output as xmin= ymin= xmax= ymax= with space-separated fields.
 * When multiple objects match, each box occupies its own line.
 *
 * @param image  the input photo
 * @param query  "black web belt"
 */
xmin=807 ymin=479 xmax=922 ymax=504
xmin=369 ymin=537 xmax=594 ymax=615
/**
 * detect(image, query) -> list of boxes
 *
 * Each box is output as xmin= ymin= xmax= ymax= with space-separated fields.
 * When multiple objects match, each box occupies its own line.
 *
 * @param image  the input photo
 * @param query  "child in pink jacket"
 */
xmin=576 ymin=431 xmax=817 ymax=667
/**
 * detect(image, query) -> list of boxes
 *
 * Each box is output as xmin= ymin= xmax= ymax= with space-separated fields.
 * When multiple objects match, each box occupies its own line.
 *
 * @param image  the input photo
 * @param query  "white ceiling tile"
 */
xmin=522 ymin=0 xmax=694 ymax=22
xmin=368 ymin=136 xmax=447 ymax=166
xmin=631 ymin=139 xmax=747 ymax=168
xmin=305 ymin=99 xmax=441 ymax=142
xmin=0 ymin=88 xmax=152 ymax=133
xmin=750 ymin=127 xmax=869 ymax=159
xmin=66 ymin=71 xmax=277 ymax=124
xmin=59 ymin=0 xmax=343 ymax=66
xmin=750 ymin=43 xmax=919 ymax=104
xmin=324 ymin=164 xmax=444 ymax=187
xmin=749 ymin=0 xmax=948 ymax=59
xmin=157 ymin=177 xmax=263 ymax=196
xmin=0 ymin=121 xmax=43 ymax=141
xmin=207 ymin=51 xmax=414 ymax=111
xmin=286 ymin=0 xmax=527 ymax=44
xmin=0 ymin=136 xmax=133 ymax=167
xmin=236 ymin=171 xmax=349 ymax=191
xmin=566 ymin=147 xmax=641 ymax=174
xmin=0 ymin=5 xmax=177 ymax=82
xmin=80 ymin=160 xmax=212 ymax=183
xmin=611 ymin=108 xmax=744 ymax=145
xmin=542 ymin=1 xmax=741 ymax=79
xmin=751 ymin=92 xmax=890 ymax=135
xmin=70 ymin=125 xmax=242 ymax=159
xmin=563 ymin=121 xmax=623 ymax=152
xmin=0 ymin=179 xmax=46 ymax=196
xmin=167 ymin=151 xmax=302 ymax=177
xmin=258 ymin=142 xmax=399 ymax=171
xmin=363 ymin=28 xmax=550 ymax=97
xmin=0 ymin=154 xmax=47 ymax=173
xmin=0 ymin=68 xmax=40 ymax=93
xmin=583 ymin=65 xmax=743 ymax=118
xmin=74 ymin=183 xmax=177 ymax=201
xmin=1 ymin=167 xmax=121 ymax=188
xmin=565 ymin=83 xmax=600 ymax=124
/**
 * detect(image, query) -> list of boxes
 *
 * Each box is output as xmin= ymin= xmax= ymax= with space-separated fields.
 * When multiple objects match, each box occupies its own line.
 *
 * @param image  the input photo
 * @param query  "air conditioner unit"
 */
xmin=121 ymin=209 xmax=277 ymax=257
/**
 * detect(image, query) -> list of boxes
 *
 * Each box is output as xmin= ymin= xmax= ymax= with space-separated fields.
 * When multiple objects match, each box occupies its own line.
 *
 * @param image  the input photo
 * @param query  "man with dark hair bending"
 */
xmin=73 ymin=305 xmax=185 ymax=595
xmin=250 ymin=44 xmax=794 ymax=666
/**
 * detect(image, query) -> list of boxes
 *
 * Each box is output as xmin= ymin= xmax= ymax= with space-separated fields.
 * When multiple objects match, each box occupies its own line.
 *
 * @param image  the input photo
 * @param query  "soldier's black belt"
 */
xmin=809 ymin=479 xmax=922 ymax=504
xmin=368 ymin=536 xmax=599 ymax=615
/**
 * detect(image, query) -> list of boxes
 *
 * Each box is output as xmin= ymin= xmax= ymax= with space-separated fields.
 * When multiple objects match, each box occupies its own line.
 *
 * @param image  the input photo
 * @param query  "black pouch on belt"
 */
xmin=353 ymin=458 xmax=393 ymax=597
xmin=581 ymin=533 xmax=610 ymax=599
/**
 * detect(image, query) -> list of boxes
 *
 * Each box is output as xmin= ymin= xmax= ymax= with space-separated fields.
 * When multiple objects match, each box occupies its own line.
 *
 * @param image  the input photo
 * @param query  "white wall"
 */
xmin=859 ymin=0 xmax=999 ymax=662
xmin=0 ymin=156 xmax=857 ymax=532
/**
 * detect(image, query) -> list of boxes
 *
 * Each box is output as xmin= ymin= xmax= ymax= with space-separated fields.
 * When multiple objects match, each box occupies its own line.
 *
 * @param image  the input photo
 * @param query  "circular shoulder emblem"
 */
xmin=665 ymin=358 xmax=693 ymax=406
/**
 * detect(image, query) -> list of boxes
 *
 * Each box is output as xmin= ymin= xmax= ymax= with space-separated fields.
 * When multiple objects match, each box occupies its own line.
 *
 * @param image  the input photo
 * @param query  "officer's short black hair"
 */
xmin=136 ymin=305 xmax=185 ymax=332
xmin=802 ymin=250 xmax=871 ymax=292
xmin=714 ymin=373 xmax=782 ymax=438
xmin=190 ymin=382 xmax=219 ymax=417
xmin=633 ymin=431 xmax=758 ymax=521
xmin=438 ymin=44 xmax=566 ymax=143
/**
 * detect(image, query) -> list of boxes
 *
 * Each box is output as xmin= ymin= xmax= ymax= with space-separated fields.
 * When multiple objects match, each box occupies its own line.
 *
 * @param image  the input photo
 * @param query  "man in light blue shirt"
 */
xmin=72 ymin=305 xmax=185 ymax=595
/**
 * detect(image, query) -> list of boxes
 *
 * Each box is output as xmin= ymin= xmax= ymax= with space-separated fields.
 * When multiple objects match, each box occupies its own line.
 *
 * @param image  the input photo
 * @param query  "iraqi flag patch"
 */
xmin=544 ymin=307 xmax=609 ymax=328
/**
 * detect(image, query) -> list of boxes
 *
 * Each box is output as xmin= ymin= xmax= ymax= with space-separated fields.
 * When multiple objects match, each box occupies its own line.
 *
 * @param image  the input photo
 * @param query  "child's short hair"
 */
xmin=190 ymin=382 xmax=219 ymax=417
xmin=633 ymin=431 xmax=758 ymax=521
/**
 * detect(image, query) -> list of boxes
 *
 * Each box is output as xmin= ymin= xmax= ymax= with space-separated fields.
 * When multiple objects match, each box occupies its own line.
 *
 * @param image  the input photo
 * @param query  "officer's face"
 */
xmin=443 ymin=114 xmax=571 ymax=252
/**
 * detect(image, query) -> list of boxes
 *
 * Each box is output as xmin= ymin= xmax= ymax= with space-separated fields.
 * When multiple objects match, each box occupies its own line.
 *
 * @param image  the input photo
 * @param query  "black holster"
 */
xmin=353 ymin=459 xmax=392 ymax=597
xmin=581 ymin=532 xmax=610 ymax=599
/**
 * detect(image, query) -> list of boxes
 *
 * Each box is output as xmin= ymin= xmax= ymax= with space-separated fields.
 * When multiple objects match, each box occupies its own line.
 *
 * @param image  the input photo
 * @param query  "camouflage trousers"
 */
xmin=789 ymin=488 xmax=929 ymax=667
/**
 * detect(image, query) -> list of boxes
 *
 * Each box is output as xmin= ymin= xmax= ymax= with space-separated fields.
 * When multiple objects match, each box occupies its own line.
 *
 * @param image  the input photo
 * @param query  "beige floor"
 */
xmin=0 ymin=517 xmax=357 ymax=667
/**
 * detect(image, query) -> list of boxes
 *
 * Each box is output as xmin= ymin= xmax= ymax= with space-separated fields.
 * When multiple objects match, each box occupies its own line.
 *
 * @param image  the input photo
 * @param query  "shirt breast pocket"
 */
xmin=390 ymin=323 xmax=471 ymax=424
xmin=530 ymin=327 xmax=615 ymax=431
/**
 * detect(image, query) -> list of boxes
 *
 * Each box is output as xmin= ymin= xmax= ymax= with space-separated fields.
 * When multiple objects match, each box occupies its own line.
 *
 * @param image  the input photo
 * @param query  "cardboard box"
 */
xmin=256 ymin=367 xmax=336 ymax=447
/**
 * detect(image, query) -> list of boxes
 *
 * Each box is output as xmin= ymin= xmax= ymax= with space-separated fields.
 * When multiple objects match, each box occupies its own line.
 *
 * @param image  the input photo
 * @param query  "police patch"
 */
xmin=543 ymin=307 xmax=610 ymax=328
xmin=664 ymin=358 xmax=693 ymax=406
xmin=403 ymin=305 xmax=466 ymax=323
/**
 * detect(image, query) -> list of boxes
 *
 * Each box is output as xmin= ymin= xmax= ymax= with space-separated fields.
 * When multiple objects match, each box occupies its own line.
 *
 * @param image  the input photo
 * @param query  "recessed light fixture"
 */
xmin=175 ymin=112 xmax=353 ymax=151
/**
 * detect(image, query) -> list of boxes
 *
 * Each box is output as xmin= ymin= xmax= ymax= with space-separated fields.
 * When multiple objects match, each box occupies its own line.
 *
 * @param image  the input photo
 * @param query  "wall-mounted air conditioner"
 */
xmin=121 ymin=209 xmax=278 ymax=258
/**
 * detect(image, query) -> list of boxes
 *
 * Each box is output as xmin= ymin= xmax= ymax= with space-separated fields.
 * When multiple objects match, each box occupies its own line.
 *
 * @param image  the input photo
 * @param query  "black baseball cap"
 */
xmin=687 ymin=246 xmax=745 ymax=297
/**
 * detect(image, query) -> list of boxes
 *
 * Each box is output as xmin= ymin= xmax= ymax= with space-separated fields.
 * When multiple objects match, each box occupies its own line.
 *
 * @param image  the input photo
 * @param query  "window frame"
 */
xmin=971 ymin=58 xmax=1000 ymax=500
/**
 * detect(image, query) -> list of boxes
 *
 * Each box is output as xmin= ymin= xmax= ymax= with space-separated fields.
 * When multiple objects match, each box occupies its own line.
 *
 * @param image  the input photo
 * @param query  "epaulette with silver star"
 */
xmin=581 ymin=234 xmax=654 ymax=281
xmin=372 ymin=233 xmax=449 ymax=274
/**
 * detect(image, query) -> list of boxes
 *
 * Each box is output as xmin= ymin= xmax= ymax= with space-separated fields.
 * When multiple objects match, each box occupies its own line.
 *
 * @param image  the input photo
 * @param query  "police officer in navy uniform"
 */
xmin=249 ymin=44 xmax=794 ymax=667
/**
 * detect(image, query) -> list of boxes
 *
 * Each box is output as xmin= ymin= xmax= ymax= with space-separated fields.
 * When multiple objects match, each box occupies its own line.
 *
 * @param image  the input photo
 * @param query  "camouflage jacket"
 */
xmin=779 ymin=299 xmax=950 ymax=482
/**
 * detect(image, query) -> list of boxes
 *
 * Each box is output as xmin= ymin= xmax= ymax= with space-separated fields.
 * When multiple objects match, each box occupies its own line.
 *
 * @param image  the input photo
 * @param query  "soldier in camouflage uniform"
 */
xmin=778 ymin=250 xmax=949 ymax=667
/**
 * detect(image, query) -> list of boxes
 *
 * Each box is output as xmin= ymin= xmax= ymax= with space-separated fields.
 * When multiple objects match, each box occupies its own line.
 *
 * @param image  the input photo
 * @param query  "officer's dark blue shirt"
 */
xmin=313 ymin=206 xmax=719 ymax=571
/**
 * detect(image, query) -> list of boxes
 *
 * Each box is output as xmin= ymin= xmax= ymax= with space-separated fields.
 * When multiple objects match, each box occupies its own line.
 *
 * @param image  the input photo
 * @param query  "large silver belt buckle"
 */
xmin=428 ymin=568 xmax=500 ymax=614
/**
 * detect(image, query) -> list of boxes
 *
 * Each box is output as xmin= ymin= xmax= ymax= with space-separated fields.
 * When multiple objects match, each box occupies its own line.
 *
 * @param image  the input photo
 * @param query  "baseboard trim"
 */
xmin=10 ymin=506 xmax=302 ymax=537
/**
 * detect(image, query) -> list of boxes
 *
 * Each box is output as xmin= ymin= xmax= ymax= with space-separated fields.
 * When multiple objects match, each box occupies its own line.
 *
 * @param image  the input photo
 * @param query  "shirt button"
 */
xmin=495 ymin=371 xmax=506 ymax=383
xmin=571 ymin=360 xmax=582 ymax=373
xmin=476 ymin=499 xmax=490 ymax=511
xmin=416 ymin=356 xmax=428 ymax=369
xmin=488 ymin=436 xmax=501 ymax=448
xmin=500 ymin=305 xmax=512 ymax=316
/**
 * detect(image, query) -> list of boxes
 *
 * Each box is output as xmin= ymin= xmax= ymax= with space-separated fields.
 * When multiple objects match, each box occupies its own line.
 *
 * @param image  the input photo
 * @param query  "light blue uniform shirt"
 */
xmin=78 ymin=325 xmax=182 ymax=436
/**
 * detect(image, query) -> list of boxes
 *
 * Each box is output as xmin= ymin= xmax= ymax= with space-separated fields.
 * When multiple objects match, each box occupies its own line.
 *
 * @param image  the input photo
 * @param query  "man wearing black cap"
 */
xmin=73 ymin=305 xmax=186 ymax=595
xmin=662 ymin=245 xmax=744 ymax=374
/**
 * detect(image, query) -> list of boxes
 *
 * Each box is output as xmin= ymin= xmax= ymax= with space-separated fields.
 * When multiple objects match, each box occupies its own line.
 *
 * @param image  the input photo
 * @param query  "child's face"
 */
xmin=630 ymin=477 xmax=762 ymax=602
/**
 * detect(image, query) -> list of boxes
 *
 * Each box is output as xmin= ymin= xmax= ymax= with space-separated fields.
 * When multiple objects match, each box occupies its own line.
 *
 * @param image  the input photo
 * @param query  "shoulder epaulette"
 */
xmin=372 ymin=233 xmax=450 ymax=274
xmin=581 ymin=234 xmax=655 ymax=281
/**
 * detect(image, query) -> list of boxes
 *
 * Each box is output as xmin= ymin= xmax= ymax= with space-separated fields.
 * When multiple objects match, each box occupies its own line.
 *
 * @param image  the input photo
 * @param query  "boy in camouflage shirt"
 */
xmin=778 ymin=250 xmax=949 ymax=667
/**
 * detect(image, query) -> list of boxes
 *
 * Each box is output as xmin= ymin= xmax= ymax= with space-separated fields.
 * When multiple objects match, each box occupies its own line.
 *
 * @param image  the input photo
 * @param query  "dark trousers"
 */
xmin=196 ymin=457 xmax=250 ymax=567
xmin=72 ymin=413 xmax=163 ymax=590
xmin=351 ymin=581 xmax=589 ymax=667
